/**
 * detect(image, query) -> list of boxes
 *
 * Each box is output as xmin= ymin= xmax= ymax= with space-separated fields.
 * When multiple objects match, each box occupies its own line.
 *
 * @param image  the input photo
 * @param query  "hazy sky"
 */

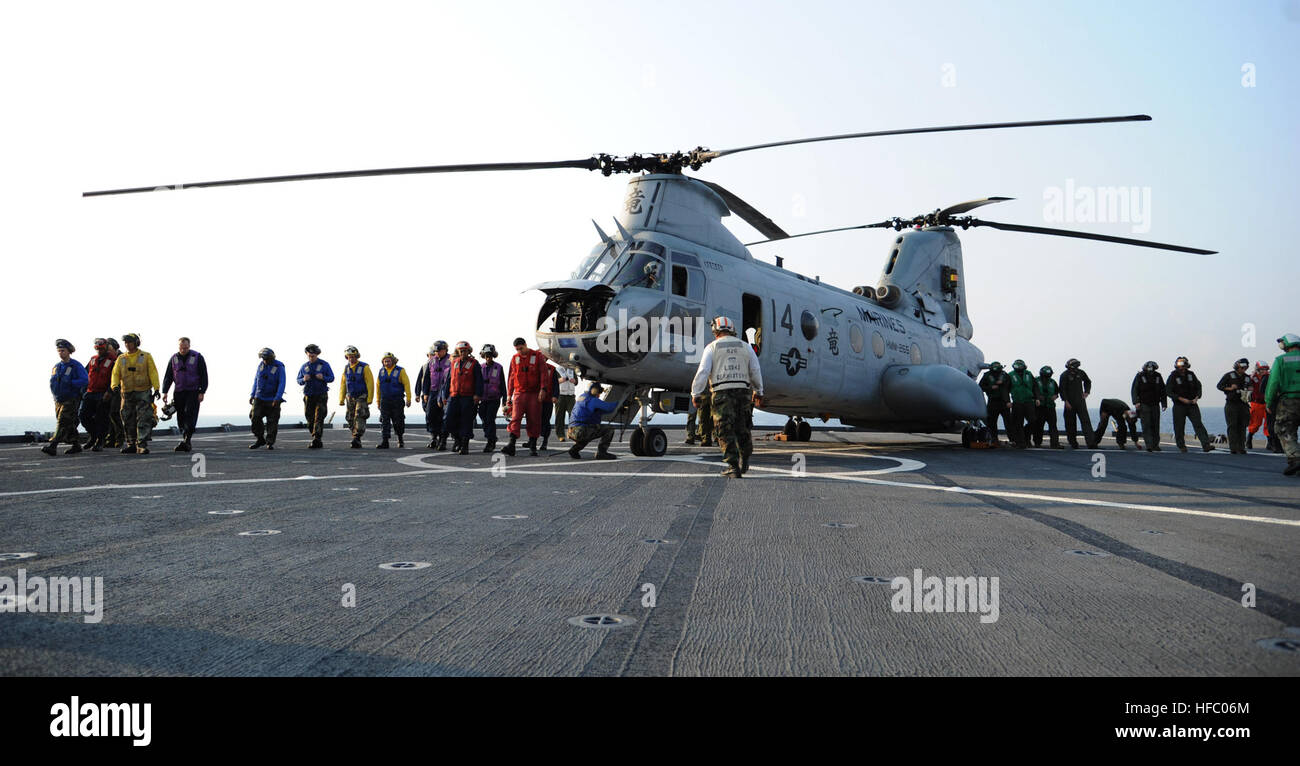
xmin=4 ymin=0 xmax=1296 ymax=418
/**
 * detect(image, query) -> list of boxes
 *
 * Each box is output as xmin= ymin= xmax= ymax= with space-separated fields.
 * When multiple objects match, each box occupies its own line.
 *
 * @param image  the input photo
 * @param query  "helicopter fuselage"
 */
xmin=534 ymin=177 xmax=987 ymax=432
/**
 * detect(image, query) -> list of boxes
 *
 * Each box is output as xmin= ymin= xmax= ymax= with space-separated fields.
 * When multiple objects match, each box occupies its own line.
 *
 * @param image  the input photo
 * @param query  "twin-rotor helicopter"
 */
xmin=85 ymin=114 xmax=1214 ymax=455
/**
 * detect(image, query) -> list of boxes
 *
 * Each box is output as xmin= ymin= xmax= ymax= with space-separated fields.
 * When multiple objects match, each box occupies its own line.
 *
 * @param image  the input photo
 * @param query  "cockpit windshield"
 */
xmin=571 ymin=239 xmax=668 ymax=285
xmin=572 ymin=243 xmax=616 ymax=281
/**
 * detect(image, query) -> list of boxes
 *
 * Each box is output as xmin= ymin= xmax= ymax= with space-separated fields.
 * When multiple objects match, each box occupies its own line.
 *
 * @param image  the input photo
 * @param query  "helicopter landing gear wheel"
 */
xmin=796 ymin=420 xmax=812 ymax=442
xmin=629 ymin=429 xmax=646 ymax=456
xmin=643 ymin=427 xmax=667 ymax=457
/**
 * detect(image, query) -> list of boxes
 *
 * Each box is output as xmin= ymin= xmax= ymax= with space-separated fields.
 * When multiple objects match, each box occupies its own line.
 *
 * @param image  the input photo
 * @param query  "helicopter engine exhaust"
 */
xmin=874 ymin=284 xmax=902 ymax=308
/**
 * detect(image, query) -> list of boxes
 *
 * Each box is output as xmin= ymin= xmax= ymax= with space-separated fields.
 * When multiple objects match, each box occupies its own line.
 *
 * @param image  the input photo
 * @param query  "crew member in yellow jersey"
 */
xmin=110 ymin=332 xmax=160 ymax=455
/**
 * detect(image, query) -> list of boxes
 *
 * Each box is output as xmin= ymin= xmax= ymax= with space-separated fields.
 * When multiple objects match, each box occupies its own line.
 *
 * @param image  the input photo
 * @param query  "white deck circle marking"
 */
xmin=492 ymin=514 xmax=528 ymax=520
xmin=238 ymin=530 xmax=281 ymax=536
xmin=208 ymin=510 xmax=245 ymax=515
xmin=4 ymin=446 xmax=1298 ymax=527
xmin=0 ymin=552 xmax=38 ymax=561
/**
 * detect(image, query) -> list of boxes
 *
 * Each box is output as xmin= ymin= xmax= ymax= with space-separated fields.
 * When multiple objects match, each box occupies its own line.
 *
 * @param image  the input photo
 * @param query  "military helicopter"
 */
xmin=85 ymin=114 xmax=1214 ymax=455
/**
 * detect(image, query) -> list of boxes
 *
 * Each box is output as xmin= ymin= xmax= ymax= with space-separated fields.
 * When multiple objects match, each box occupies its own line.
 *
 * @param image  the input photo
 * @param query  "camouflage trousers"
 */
xmin=50 ymin=398 xmax=81 ymax=446
xmin=710 ymin=388 xmax=753 ymax=469
xmin=566 ymin=423 xmax=613 ymax=454
xmin=1276 ymin=398 xmax=1300 ymax=459
xmin=120 ymin=390 xmax=155 ymax=445
xmin=345 ymin=396 xmax=369 ymax=438
xmin=304 ymin=394 xmax=328 ymax=438
xmin=695 ymin=395 xmax=713 ymax=440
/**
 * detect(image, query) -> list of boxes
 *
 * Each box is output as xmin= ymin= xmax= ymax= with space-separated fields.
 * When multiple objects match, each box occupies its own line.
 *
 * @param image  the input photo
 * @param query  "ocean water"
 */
xmin=1 ymin=405 xmax=1235 ymax=436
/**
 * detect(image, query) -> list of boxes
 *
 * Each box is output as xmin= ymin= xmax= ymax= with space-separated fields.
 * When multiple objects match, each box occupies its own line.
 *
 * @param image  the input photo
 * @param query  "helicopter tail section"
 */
xmin=876 ymin=228 xmax=973 ymax=340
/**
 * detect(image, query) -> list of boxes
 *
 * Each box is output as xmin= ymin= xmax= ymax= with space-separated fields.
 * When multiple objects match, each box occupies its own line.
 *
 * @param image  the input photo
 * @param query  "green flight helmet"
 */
xmin=1012 ymin=359 xmax=1027 ymax=372
xmin=988 ymin=361 xmax=1004 ymax=372
xmin=1278 ymin=333 xmax=1300 ymax=350
xmin=1039 ymin=365 xmax=1053 ymax=377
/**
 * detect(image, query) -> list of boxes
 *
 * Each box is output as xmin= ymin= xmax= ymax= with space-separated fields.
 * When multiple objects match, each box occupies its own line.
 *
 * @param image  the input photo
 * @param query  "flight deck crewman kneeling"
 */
xmin=566 ymin=382 xmax=620 ymax=460
xmin=692 ymin=316 xmax=764 ymax=478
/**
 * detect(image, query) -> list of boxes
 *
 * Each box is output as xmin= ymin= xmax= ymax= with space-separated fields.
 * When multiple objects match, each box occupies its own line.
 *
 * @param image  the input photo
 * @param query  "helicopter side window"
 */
xmin=670 ymin=265 xmax=707 ymax=301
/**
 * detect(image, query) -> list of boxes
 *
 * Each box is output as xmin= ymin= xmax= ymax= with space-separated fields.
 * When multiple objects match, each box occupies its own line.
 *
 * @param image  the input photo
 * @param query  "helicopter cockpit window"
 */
xmin=609 ymin=252 xmax=665 ymax=290
xmin=669 ymin=265 xmax=706 ymax=301
xmin=574 ymin=243 xmax=616 ymax=281
xmin=631 ymin=240 xmax=666 ymax=257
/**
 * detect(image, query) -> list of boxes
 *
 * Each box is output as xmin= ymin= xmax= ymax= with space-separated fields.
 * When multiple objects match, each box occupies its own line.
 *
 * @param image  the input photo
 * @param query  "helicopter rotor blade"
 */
xmin=966 ymin=218 xmax=1216 ymax=254
xmin=744 ymin=224 xmax=878 ymax=247
xmin=82 ymin=158 xmax=602 ymax=197
xmin=702 ymin=115 xmax=1151 ymax=162
xmin=697 ymin=180 xmax=790 ymax=241
xmin=937 ymin=197 xmax=1014 ymax=218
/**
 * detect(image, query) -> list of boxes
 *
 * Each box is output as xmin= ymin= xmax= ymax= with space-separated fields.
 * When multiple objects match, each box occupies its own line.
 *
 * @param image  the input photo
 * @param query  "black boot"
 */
xmin=483 ymin=439 xmax=496 ymax=453
xmin=121 ymin=443 xmax=136 ymax=454
xmin=397 ymin=435 xmax=404 ymax=448
xmin=376 ymin=439 xmax=389 ymax=449
xmin=350 ymin=438 xmax=361 ymax=449
xmin=594 ymin=449 xmax=617 ymax=460
xmin=427 ymin=437 xmax=437 ymax=449
xmin=309 ymin=437 xmax=323 ymax=449
xmin=458 ymin=441 xmax=469 ymax=455
xmin=1284 ymin=459 xmax=1300 ymax=476
xmin=41 ymin=443 xmax=58 ymax=456
xmin=249 ymin=439 xmax=266 ymax=449
xmin=540 ymin=436 xmax=549 ymax=451
xmin=527 ymin=437 xmax=538 ymax=457
xmin=1247 ymin=435 xmax=1254 ymax=449
xmin=568 ymin=445 xmax=581 ymax=459
xmin=437 ymin=434 xmax=448 ymax=451
xmin=502 ymin=436 xmax=517 ymax=456
xmin=91 ymin=438 xmax=103 ymax=452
